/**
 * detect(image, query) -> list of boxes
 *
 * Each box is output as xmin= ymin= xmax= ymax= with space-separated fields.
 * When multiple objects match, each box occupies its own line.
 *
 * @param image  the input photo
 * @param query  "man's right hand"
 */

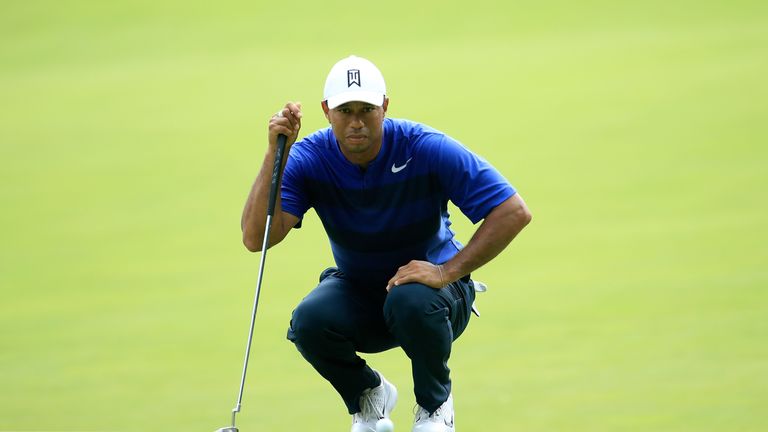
xmin=269 ymin=101 xmax=302 ymax=151
xmin=241 ymin=101 xmax=303 ymax=252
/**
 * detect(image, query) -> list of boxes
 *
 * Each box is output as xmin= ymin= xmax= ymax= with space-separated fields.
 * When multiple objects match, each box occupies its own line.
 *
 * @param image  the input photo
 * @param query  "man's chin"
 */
xmin=343 ymin=140 xmax=372 ymax=152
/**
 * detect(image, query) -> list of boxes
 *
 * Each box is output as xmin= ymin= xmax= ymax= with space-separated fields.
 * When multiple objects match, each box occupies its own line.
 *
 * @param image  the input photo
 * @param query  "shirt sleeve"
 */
xmin=430 ymin=134 xmax=516 ymax=224
xmin=280 ymin=146 xmax=310 ymax=224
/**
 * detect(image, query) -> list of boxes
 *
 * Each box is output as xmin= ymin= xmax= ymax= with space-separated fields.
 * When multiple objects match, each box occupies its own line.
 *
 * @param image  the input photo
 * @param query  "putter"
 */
xmin=214 ymin=134 xmax=288 ymax=432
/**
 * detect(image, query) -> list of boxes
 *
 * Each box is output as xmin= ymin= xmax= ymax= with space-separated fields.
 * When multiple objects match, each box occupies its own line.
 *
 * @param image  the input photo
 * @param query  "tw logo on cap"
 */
xmin=347 ymin=69 xmax=361 ymax=87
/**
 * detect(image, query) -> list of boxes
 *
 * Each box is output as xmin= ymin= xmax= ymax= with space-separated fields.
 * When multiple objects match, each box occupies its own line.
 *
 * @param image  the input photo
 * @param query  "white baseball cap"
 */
xmin=323 ymin=55 xmax=387 ymax=109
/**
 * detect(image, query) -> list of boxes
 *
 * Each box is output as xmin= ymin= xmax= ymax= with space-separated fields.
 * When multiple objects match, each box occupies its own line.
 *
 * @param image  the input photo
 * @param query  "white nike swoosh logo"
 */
xmin=391 ymin=157 xmax=413 ymax=173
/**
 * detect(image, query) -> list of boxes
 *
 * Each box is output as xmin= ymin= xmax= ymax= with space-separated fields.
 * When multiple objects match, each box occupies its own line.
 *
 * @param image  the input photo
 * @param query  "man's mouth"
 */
xmin=347 ymin=134 xmax=367 ymax=143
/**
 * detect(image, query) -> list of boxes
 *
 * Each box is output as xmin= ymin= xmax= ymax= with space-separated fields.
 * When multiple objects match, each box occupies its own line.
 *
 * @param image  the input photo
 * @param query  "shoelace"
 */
xmin=413 ymin=405 xmax=432 ymax=422
xmin=355 ymin=388 xmax=385 ymax=423
xmin=413 ymin=404 xmax=448 ymax=424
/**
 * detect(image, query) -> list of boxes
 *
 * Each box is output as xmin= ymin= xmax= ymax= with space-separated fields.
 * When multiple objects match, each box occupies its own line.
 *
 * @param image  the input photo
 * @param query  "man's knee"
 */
xmin=383 ymin=283 xmax=442 ymax=328
xmin=288 ymin=297 xmax=337 ymax=345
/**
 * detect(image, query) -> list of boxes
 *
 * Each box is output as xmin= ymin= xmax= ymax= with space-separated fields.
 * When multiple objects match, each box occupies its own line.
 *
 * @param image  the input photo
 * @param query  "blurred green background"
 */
xmin=1 ymin=1 xmax=766 ymax=431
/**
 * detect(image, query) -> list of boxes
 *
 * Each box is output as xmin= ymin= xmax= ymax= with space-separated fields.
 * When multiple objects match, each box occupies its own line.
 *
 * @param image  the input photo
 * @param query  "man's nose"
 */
xmin=350 ymin=114 xmax=364 ymax=128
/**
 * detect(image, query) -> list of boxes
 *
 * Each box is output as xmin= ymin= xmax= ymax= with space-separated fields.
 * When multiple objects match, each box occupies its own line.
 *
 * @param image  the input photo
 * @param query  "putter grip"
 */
xmin=267 ymin=134 xmax=287 ymax=217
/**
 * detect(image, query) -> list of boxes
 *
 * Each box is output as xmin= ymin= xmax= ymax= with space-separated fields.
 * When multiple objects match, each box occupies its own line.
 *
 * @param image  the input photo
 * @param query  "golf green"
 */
xmin=1 ymin=1 xmax=766 ymax=431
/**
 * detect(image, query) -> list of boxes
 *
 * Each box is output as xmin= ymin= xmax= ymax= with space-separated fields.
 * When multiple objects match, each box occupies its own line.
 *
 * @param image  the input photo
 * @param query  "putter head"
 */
xmin=214 ymin=428 xmax=238 ymax=432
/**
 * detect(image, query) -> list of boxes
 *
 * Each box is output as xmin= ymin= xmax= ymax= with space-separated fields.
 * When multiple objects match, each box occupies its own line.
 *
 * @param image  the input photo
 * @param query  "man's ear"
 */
xmin=321 ymin=100 xmax=330 ymax=122
xmin=382 ymin=97 xmax=389 ymax=115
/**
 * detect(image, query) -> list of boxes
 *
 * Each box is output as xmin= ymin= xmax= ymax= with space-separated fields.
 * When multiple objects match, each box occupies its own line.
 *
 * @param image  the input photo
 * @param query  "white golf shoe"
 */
xmin=412 ymin=394 xmax=454 ymax=432
xmin=351 ymin=370 xmax=398 ymax=432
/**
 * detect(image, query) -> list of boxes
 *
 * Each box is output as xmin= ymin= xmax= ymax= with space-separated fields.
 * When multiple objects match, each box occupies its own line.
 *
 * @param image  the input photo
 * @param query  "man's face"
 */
xmin=323 ymin=99 xmax=389 ymax=163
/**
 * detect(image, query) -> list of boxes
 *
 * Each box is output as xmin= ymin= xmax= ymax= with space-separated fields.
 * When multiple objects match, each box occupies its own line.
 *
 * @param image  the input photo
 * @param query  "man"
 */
xmin=241 ymin=55 xmax=531 ymax=432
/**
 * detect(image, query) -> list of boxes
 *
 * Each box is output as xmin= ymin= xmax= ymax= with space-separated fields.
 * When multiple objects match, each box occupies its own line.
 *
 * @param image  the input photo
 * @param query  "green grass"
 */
xmin=1 ymin=1 xmax=767 ymax=431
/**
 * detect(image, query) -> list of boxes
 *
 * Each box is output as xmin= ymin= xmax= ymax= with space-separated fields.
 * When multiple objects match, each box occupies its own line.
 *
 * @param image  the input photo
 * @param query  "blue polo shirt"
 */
xmin=281 ymin=118 xmax=515 ymax=283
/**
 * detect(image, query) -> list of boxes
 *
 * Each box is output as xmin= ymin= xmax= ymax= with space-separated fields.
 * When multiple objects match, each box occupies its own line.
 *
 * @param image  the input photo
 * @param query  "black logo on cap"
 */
xmin=347 ymin=69 xmax=361 ymax=87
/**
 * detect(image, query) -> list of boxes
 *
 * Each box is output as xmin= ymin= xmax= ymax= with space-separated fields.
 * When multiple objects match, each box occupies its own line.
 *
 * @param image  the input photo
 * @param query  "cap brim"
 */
xmin=326 ymin=91 xmax=385 ymax=109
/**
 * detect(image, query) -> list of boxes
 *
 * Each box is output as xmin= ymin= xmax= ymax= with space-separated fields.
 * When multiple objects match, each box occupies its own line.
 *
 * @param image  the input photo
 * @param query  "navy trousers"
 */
xmin=287 ymin=267 xmax=476 ymax=414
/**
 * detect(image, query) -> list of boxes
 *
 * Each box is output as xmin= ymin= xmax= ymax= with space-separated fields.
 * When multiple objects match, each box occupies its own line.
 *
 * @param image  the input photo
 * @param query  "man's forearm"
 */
xmin=241 ymin=148 xmax=288 ymax=252
xmin=442 ymin=193 xmax=532 ymax=282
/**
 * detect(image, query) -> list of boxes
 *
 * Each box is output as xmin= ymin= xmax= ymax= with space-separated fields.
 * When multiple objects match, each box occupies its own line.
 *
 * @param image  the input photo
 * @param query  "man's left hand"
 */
xmin=386 ymin=260 xmax=447 ymax=291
